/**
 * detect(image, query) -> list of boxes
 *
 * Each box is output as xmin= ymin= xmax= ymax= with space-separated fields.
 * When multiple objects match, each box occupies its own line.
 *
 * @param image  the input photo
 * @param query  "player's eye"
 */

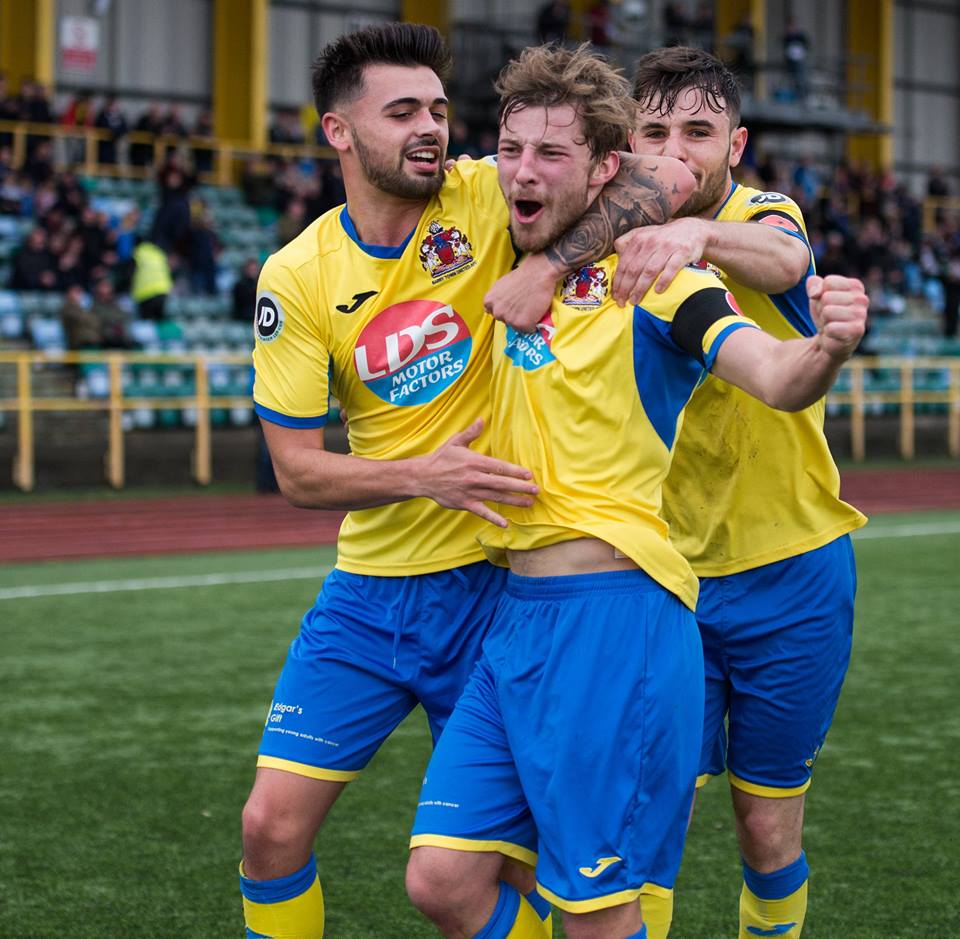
xmin=431 ymin=111 xmax=447 ymax=122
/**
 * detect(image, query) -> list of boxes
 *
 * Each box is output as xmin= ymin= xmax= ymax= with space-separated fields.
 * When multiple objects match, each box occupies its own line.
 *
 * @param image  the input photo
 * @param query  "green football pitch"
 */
xmin=2 ymin=511 xmax=959 ymax=938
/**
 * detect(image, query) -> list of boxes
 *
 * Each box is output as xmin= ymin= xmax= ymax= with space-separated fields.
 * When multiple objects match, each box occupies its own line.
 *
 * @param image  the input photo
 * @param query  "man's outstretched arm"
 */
xmin=485 ymin=154 xmax=695 ymax=331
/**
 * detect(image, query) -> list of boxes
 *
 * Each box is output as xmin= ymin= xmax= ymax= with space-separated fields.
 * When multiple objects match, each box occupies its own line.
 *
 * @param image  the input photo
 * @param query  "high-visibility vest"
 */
xmin=131 ymin=242 xmax=173 ymax=302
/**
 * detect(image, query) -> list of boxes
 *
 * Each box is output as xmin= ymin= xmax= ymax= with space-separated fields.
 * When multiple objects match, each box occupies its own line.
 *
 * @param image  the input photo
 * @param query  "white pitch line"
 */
xmin=0 ymin=566 xmax=332 ymax=601
xmin=853 ymin=521 xmax=960 ymax=540
xmin=2 ymin=520 xmax=959 ymax=601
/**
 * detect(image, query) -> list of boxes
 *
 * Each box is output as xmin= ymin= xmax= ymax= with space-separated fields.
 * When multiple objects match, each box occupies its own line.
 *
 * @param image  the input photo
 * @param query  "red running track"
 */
xmin=1 ymin=468 xmax=959 ymax=564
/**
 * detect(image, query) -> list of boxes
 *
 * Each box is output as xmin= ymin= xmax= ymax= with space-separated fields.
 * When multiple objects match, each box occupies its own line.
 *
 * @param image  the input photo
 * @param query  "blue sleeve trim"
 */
xmin=704 ymin=320 xmax=758 ymax=371
xmin=254 ymin=402 xmax=328 ymax=428
xmin=339 ymin=205 xmax=415 ymax=259
xmin=769 ymin=261 xmax=817 ymax=337
xmin=240 ymin=853 xmax=317 ymax=904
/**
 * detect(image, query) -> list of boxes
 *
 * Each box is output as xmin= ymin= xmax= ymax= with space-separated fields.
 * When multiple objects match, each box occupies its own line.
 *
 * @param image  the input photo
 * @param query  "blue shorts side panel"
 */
xmin=697 ymin=535 xmax=857 ymax=790
xmin=258 ymin=561 xmax=507 ymax=774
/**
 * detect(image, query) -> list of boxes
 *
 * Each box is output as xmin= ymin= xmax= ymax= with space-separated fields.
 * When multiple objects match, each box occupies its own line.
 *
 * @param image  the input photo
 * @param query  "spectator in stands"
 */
xmin=131 ymin=104 xmax=164 ymax=166
xmin=151 ymin=154 xmax=194 ymax=252
xmin=9 ymin=227 xmax=56 ymax=290
xmin=240 ymin=156 xmax=279 ymax=208
xmin=0 ymin=73 xmax=19 ymax=147
xmin=94 ymin=97 xmax=129 ymax=166
xmin=587 ymin=0 xmax=613 ymax=49
xmin=162 ymin=104 xmax=188 ymax=139
xmin=269 ymin=108 xmax=306 ymax=145
xmin=927 ymin=165 xmax=950 ymax=198
xmin=23 ymin=138 xmax=54 ymax=187
xmin=55 ymin=235 xmax=88 ymax=291
xmin=60 ymin=284 xmax=99 ymax=349
xmin=232 ymin=258 xmax=259 ymax=322
xmin=940 ymin=250 xmax=960 ymax=337
xmin=783 ymin=18 xmax=810 ymax=102
xmin=663 ymin=2 xmax=691 ymax=46
xmin=192 ymin=109 xmax=215 ymax=174
xmin=131 ymin=239 xmax=172 ymax=320
xmin=693 ymin=1 xmax=715 ymax=51
xmin=90 ymin=276 xmax=134 ymax=349
xmin=188 ymin=202 xmax=219 ymax=294
xmin=276 ymin=196 xmax=306 ymax=247
xmin=317 ymin=162 xmax=345 ymax=214
xmin=448 ymin=118 xmax=478 ymax=159
xmin=535 ymin=0 xmax=570 ymax=44
xmin=61 ymin=92 xmax=94 ymax=164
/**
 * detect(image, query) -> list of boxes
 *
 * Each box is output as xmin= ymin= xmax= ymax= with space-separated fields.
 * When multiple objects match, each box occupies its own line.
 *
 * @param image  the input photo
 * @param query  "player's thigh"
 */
xmin=499 ymin=571 xmax=703 ymax=913
xmin=410 ymin=650 xmax=537 ymax=869
xmin=725 ymin=536 xmax=857 ymax=793
xmin=258 ymin=568 xmax=419 ymax=778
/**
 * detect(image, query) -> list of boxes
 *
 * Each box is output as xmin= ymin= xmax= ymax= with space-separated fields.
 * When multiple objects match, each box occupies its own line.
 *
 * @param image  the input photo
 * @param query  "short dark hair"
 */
xmin=311 ymin=23 xmax=453 ymax=116
xmin=496 ymin=44 xmax=634 ymax=161
xmin=632 ymin=46 xmax=741 ymax=127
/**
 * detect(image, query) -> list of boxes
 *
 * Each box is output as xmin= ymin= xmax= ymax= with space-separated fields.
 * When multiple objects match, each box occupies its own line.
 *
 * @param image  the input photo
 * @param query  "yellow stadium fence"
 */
xmin=1 ymin=352 xmax=959 ymax=492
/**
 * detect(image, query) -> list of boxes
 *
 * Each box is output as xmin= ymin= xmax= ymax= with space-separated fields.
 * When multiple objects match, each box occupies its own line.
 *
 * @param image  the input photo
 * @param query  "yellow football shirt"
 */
xmin=253 ymin=160 xmax=516 ymax=576
xmin=662 ymin=183 xmax=867 ymax=577
xmin=479 ymin=258 xmax=757 ymax=611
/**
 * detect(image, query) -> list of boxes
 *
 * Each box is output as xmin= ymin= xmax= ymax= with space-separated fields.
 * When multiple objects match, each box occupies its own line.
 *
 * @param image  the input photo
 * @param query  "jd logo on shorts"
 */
xmin=353 ymin=299 xmax=472 ymax=405
xmin=255 ymin=291 xmax=284 ymax=343
xmin=578 ymin=856 xmax=622 ymax=878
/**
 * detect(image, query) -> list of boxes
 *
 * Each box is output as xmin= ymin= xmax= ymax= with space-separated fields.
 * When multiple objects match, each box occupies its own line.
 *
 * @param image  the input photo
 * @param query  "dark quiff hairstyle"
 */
xmin=632 ymin=46 xmax=742 ymax=127
xmin=495 ymin=44 xmax=635 ymax=161
xmin=311 ymin=23 xmax=453 ymax=116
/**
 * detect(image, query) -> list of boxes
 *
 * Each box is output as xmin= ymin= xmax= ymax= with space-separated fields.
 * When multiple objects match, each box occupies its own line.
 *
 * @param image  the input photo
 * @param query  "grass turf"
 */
xmin=1 ymin=513 xmax=958 ymax=937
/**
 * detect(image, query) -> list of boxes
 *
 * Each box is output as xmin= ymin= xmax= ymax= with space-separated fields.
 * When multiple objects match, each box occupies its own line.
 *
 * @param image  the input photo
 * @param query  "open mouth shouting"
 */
xmin=512 ymin=197 xmax=545 ymax=225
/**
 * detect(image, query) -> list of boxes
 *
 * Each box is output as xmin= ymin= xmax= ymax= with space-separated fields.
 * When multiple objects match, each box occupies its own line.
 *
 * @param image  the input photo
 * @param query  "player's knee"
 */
xmin=406 ymin=847 xmax=487 ymax=922
xmin=736 ymin=801 xmax=803 ymax=869
xmin=242 ymin=792 xmax=310 ymax=863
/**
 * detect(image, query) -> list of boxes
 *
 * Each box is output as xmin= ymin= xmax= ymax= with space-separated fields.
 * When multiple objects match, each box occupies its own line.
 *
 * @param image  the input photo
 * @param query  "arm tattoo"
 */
xmin=543 ymin=153 xmax=676 ymax=274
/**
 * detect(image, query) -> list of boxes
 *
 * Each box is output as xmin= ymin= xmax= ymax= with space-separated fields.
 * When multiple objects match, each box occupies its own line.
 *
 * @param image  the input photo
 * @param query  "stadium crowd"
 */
xmin=0 ymin=52 xmax=957 ymax=352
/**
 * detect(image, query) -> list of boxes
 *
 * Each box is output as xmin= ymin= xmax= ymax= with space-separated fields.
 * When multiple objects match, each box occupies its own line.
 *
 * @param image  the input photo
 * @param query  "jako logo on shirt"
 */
xmin=353 ymin=300 xmax=472 ymax=405
xmin=504 ymin=313 xmax=556 ymax=371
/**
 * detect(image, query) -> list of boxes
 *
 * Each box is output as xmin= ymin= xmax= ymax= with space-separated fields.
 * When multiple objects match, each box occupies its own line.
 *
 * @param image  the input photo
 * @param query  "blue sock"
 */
xmin=742 ymin=851 xmax=809 ymax=901
xmin=474 ymin=883 xmax=522 ymax=939
xmin=626 ymin=926 xmax=648 ymax=938
xmin=524 ymin=888 xmax=551 ymax=922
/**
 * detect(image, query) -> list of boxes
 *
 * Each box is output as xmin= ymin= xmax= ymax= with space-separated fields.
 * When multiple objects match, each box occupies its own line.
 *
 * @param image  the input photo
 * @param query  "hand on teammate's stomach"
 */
xmin=414 ymin=418 xmax=538 ymax=528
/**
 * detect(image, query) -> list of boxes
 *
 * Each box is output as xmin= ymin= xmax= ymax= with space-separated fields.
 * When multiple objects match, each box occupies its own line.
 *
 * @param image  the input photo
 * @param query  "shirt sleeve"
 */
xmin=738 ymin=190 xmax=811 ymax=251
xmin=252 ymin=253 xmax=331 ymax=428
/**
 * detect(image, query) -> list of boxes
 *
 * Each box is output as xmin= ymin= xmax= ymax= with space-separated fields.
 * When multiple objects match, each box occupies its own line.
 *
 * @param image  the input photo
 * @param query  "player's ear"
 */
xmin=728 ymin=125 xmax=748 ymax=169
xmin=590 ymin=149 xmax=620 ymax=188
xmin=322 ymin=111 xmax=351 ymax=153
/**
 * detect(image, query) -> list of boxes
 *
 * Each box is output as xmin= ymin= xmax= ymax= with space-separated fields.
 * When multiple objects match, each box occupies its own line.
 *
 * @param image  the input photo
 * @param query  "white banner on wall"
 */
xmin=60 ymin=16 xmax=101 ymax=74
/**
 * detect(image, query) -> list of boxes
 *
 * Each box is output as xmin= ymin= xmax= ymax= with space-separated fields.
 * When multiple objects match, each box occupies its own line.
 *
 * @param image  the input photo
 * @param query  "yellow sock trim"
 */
xmin=242 ymin=872 xmax=325 ymax=939
xmin=640 ymin=887 xmax=674 ymax=939
xmin=739 ymin=880 xmax=807 ymax=939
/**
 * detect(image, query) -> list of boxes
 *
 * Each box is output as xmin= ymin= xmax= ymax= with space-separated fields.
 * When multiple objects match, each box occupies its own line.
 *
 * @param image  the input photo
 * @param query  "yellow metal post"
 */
xmin=0 ymin=0 xmax=54 ymax=91
xmin=193 ymin=359 xmax=212 ymax=485
xmin=850 ymin=361 xmax=865 ymax=461
xmin=106 ymin=356 xmax=124 ymax=487
xmin=13 ymin=355 xmax=35 ymax=491
xmin=402 ymin=0 xmax=449 ymax=36
xmin=899 ymin=362 xmax=914 ymax=460
xmin=949 ymin=363 xmax=960 ymax=459
xmin=212 ymin=0 xmax=267 ymax=151
xmin=846 ymin=0 xmax=894 ymax=171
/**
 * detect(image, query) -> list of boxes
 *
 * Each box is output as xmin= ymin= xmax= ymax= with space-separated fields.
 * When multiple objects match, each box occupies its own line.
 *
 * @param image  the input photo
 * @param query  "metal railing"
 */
xmin=0 ymin=119 xmax=337 ymax=186
xmin=1 ymin=352 xmax=958 ymax=492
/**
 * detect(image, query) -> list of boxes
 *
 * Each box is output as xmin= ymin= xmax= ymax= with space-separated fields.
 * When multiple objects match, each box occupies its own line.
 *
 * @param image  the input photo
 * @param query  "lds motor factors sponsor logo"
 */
xmin=504 ymin=313 xmax=556 ymax=371
xmin=419 ymin=220 xmax=475 ymax=282
xmin=255 ymin=291 xmax=284 ymax=343
xmin=561 ymin=264 xmax=608 ymax=308
xmin=353 ymin=299 xmax=472 ymax=405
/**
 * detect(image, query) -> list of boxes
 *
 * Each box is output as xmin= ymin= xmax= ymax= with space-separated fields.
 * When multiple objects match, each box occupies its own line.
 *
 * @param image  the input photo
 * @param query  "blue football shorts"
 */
xmin=410 ymin=569 xmax=704 ymax=914
xmin=256 ymin=561 xmax=507 ymax=782
xmin=697 ymin=534 xmax=858 ymax=796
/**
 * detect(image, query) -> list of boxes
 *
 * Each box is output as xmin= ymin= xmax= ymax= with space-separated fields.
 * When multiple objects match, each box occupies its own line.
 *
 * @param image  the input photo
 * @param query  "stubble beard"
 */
xmin=673 ymin=156 xmax=732 ymax=219
xmin=510 ymin=188 xmax=591 ymax=255
xmin=353 ymin=129 xmax=445 ymax=201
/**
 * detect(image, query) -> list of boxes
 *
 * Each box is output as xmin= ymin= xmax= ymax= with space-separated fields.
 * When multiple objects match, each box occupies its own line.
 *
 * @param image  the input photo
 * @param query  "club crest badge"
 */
xmin=419 ymin=221 xmax=475 ymax=282
xmin=561 ymin=264 xmax=608 ymax=308
xmin=685 ymin=259 xmax=725 ymax=278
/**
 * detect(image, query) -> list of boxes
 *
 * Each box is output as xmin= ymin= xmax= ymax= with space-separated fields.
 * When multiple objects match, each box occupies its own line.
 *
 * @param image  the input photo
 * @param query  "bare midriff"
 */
xmin=506 ymin=537 xmax=640 ymax=577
